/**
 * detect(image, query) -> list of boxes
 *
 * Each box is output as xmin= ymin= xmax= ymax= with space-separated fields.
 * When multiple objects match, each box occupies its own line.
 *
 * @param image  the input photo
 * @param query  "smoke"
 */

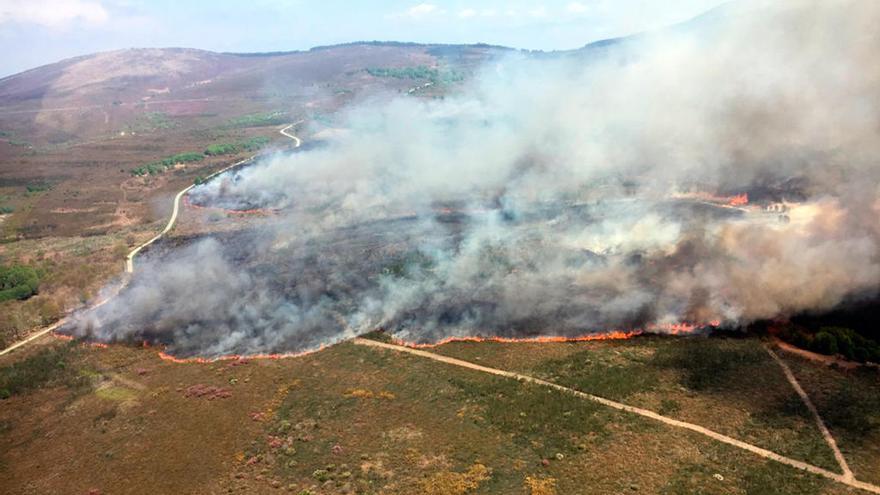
xmin=68 ymin=0 xmax=880 ymax=357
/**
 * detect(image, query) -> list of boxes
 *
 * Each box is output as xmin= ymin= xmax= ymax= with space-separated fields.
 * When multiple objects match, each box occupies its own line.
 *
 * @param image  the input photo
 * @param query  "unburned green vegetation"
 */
xmin=0 ymin=264 xmax=40 ymax=302
xmin=0 ymin=342 xmax=84 ymax=399
xmin=780 ymin=325 xmax=880 ymax=363
xmin=231 ymin=341 xmax=852 ymax=494
xmin=204 ymin=136 xmax=271 ymax=156
xmin=131 ymin=151 xmax=204 ymax=176
xmin=126 ymin=111 xmax=178 ymax=132
xmin=784 ymin=356 xmax=880 ymax=484
xmin=25 ymin=183 xmax=50 ymax=194
xmin=0 ymin=338 xmax=868 ymax=494
xmin=226 ymin=111 xmax=288 ymax=128
xmin=367 ymin=65 xmax=466 ymax=85
xmin=0 ymin=234 xmax=127 ymax=347
xmin=434 ymin=335 xmax=841 ymax=473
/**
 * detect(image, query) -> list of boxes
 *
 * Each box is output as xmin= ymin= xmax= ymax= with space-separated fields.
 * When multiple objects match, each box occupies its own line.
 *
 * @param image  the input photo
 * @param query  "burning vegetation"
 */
xmin=66 ymin=0 xmax=880 ymax=359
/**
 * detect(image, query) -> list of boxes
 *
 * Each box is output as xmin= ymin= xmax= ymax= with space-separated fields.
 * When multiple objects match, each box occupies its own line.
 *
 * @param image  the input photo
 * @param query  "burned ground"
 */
xmin=65 ymin=198 xmax=748 ymax=358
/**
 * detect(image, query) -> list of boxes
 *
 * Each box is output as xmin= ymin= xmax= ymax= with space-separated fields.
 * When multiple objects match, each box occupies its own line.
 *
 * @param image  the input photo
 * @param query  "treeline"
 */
xmin=366 ymin=66 xmax=465 ymax=85
xmin=131 ymin=136 xmax=271 ymax=177
xmin=225 ymin=112 xmax=287 ymax=128
xmin=0 ymin=264 xmax=40 ymax=302
xmin=780 ymin=326 xmax=880 ymax=363
xmin=132 ymin=136 xmax=274 ymax=177
xmin=204 ymin=136 xmax=271 ymax=156
xmin=131 ymin=152 xmax=204 ymax=177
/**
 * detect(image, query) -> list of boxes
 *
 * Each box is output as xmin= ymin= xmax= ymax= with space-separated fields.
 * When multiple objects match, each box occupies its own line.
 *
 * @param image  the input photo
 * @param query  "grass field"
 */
xmin=0 ymin=334 xmax=874 ymax=494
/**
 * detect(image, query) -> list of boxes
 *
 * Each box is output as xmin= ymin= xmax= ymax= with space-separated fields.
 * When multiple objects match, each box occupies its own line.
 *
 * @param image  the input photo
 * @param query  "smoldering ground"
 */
xmin=68 ymin=0 xmax=880 ymax=357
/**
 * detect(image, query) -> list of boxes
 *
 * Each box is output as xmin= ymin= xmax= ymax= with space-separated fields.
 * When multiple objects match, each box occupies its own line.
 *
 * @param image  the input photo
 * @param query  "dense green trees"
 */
xmin=205 ymin=143 xmax=239 ymax=156
xmin=0 ymin=264 xmax=40 ymax=302
xmin=204 ymin=136 xmax=271 ymax=156
xmin=131 ymin=152 xmax=204 ymax=176
xmin=366 ymin=66 xmax=465 ymax=85
xmin=134 ymin=137 xmax=273 ymax=176
xmin=784 ymin=325 xmax=880 ymax=363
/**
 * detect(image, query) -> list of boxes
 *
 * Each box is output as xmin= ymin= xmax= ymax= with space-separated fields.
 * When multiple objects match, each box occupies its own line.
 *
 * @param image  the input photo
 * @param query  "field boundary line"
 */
xmin=353 ymin=337 xmax=880 ymax=494
xmin=766 ymin=345 xmax=854 ymax=481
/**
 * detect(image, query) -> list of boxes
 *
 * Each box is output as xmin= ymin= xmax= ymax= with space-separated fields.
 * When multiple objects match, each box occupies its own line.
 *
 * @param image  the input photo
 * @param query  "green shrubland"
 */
xmin=782 ymin=326 xmax=880 ymax=363
xmin=367 ymin=65 xmax=465 ymax=84
xmin=131 ymin=152 xmax=204 ymax=176
xmin=0 ymin=264 xmax=40 ymax=302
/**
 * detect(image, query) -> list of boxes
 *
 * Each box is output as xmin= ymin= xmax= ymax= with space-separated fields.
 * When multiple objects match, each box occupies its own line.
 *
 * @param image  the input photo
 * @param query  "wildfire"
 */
xmin=156 ymin=344 xmax=327 ymax=364
xmin=390 ymin=321 xmax=720 ymax=349
xmin=183 ymin=196 xmax=276 ymax=216
xmin=54 ymin=321 xmax=719 ymax=363
xmin=671 ymin=191 xmax=749 ymax=207
xmin=391 ymin=330 xmax=643 ymax=348
xmin=55 ymin=332 xmax=109 ymax=348
xmin=727 ymin=193 xmax=749 ymax=206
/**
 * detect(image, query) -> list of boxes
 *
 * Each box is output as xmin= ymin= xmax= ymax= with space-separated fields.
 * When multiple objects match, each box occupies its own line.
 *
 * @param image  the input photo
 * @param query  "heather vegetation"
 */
xmin=0 ymin=343 xmax=84 ymax=400
xmin=127 ymin=111 xmax=178 ymax=132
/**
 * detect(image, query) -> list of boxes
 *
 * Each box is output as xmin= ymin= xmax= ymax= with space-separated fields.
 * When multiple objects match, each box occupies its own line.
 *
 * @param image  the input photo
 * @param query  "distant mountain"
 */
xmin=0 ymin=42 xmax=511 ymax=141
xmin=0 ymin=43 xmax=509 ymax=108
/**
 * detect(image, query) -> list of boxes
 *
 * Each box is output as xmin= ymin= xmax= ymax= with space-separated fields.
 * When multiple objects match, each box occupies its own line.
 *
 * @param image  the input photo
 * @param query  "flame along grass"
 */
xmin=53 ymin=321 xmax=720 ymax=364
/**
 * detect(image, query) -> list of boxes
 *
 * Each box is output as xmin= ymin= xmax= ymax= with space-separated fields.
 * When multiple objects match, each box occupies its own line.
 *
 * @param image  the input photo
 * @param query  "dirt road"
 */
xmin=0 ymin=122 xmax=303 ymax=356
xmin=353 ymin=337 xmax=880 ymax=494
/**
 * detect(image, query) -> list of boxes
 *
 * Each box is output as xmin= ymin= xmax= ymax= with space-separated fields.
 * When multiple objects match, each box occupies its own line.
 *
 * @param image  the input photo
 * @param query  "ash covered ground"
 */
xmin=68 ymin=197 xmax=749 ymax=358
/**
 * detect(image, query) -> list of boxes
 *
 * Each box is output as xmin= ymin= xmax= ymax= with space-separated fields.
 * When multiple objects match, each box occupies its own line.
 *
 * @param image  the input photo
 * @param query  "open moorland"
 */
xmin=1 ymin=334 xmax=878 ymax=494
xmin=3 ymin=2 xmax=880 ymax=494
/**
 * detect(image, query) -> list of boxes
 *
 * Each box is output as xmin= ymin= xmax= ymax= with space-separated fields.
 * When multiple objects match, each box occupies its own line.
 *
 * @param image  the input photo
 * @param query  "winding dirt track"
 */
xmin=0 ymin=122 xmax=302 ymax=357
xmin=353 ymin=337 xmax=880 ymax=494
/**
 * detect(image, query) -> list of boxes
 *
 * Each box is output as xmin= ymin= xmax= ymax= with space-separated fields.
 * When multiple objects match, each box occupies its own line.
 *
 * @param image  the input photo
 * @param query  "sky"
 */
xmin=0 ymin=0 xmax=727 ymax=77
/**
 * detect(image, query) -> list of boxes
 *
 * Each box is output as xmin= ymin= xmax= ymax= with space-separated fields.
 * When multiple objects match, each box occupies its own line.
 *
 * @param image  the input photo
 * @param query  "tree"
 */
xmin=0 ymin=264 xmax=40 ymax=302
xmin=811 ymin=331 xmax=839 ymax=356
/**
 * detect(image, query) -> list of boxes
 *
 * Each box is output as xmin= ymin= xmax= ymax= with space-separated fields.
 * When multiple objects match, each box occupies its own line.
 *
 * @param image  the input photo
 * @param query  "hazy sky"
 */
xmin=0 ymin=0 xmax=727 ymax=77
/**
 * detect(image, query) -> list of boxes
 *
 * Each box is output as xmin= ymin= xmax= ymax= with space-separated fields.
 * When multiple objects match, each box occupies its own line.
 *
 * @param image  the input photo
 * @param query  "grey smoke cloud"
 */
xmin=69 ymin=0 xmax=880 ymax=357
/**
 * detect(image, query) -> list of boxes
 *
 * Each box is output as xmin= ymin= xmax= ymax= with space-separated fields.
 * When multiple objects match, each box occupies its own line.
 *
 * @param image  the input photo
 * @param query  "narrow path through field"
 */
xmin=766 ymin=345 xmax=854 ymax=481
xmin=0 ymin=122 xmax=303 ymax=357
xmin=352 ymin=337 xmax=880 ymax=494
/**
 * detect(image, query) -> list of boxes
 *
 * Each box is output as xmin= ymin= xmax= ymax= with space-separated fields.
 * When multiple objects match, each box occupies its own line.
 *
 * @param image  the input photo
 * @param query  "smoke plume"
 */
xmin=69 ymin=0 xmax=880 ymax=357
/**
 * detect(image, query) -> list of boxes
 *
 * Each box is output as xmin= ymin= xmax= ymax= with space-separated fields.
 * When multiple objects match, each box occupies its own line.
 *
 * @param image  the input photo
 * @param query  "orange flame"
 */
xmin=391 ymin=330 xmax=643 ymax=348
xmin=390 ymin=321 xmax=720 ymax=349
xmin=156 ymin=344 xmax=328 ymax=364
xmin=672 ymin=191 xmax=749 ymax=207
xmin=727 ymin=193 xmax=749 ymax=206
xmin=54 ymin=321 xmax=720 ymax=364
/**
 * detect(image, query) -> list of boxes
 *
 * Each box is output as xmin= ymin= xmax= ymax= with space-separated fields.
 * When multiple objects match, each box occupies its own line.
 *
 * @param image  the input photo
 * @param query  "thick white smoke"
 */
xmin=70 ymin=0 xmax=880 ymax=356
